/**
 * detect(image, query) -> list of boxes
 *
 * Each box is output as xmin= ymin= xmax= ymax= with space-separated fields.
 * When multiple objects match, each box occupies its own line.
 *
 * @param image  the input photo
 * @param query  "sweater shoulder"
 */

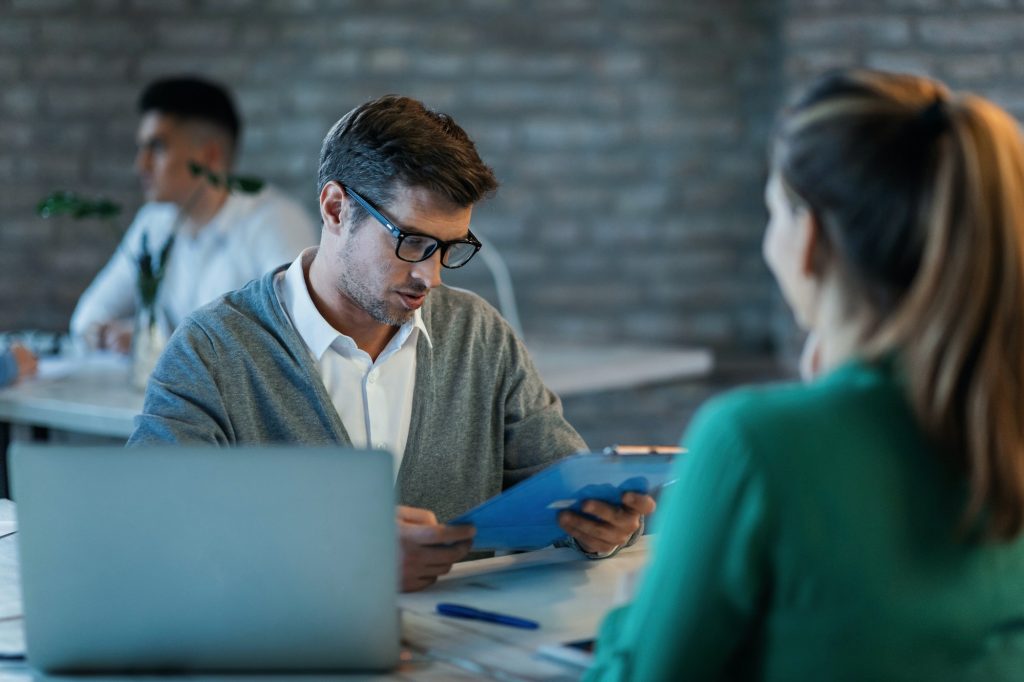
xmin=684 ymin=360 xmax=917 ymax=480
xmin=427 ymin=285 xmax=501 ymax=316
xmin=424 ymin=286 xmax=509 ymax=336
xmin=688 ymin=377 xmax=884 ymax=445
xmin=180 ymin=270 xmax=282 ymax=340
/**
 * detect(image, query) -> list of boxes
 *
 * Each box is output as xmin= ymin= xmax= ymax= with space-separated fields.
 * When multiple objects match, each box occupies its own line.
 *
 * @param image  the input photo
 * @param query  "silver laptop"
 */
xmin=10 ymin=444 xmax=399 ymax=673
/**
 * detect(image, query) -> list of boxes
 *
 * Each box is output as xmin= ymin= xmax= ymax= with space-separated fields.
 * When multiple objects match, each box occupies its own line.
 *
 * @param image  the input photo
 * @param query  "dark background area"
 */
xmin=2 ymin=0 xmax=1021 ymax=444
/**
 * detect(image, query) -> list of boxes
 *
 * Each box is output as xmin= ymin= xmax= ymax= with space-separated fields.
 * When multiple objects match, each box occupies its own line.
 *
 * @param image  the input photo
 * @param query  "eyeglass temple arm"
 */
xmin=345 ymin=187 xmax=400 ymax=234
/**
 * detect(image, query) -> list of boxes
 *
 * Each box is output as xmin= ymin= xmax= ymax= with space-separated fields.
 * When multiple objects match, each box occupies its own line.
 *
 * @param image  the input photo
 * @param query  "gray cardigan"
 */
xmin=129 ymin=267 xmax=588 ymax=522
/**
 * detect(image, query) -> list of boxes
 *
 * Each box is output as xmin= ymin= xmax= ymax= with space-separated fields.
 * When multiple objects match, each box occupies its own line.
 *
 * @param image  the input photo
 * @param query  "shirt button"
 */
xmin=367 ymin=372 xmax=376 ymax=384
xmin=377 ymin=442 xmax=387 ymax=450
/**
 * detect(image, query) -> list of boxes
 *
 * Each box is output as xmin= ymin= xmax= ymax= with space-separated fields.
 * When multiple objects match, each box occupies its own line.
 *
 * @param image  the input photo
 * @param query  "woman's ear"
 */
xmin=798 ymin=209 xmax=824 ymax=278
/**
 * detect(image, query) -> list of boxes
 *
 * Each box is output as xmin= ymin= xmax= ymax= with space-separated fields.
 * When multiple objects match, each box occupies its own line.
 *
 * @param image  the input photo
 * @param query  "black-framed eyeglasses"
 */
xmin=344 ymin=187 xmax=482 ymax=269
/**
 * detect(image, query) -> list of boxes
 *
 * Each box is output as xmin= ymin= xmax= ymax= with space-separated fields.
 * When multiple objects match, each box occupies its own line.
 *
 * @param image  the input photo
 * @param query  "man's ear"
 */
xmin=196 ymin=136 xmax=228 ymax=175
xmin=320 ymin=181 xmax=348 ymax=234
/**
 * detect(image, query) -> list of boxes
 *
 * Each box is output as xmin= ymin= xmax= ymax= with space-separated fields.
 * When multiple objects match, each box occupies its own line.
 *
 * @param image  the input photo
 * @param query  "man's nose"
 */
xmin=411 ymin=250 xmax=443 ymax=289
xmin=134 ymin=149 xmax=150 ymax=175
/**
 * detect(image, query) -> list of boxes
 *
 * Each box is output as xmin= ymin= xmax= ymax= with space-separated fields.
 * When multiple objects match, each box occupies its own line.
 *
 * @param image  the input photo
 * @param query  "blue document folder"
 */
xmin=451 ymin=452 xmax=679 ymax=551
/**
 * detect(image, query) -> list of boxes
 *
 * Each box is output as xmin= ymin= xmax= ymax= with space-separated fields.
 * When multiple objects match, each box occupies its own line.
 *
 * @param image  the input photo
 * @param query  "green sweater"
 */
xmin=128 ymin=267 xmax=587 ymax=522
xmin=586 ymin=360 xmax=1024 ymax=681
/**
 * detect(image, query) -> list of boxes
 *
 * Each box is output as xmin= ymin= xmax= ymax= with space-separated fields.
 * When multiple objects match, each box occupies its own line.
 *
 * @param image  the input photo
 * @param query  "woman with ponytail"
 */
xmin=585 ymin=69 xmax=1024 ymax=681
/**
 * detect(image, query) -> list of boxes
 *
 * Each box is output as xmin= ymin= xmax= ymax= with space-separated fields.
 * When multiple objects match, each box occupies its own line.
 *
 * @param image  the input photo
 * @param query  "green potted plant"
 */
xmin=38 ymin=163 xmax=264 ymax=388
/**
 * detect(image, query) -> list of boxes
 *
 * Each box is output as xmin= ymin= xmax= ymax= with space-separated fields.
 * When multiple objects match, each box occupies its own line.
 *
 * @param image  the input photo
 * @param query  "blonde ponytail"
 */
xmin=778 ymin=70 xmax=1024 ymax=540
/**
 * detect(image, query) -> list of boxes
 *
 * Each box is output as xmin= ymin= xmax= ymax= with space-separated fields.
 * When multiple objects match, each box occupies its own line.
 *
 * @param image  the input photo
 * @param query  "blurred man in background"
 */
xmin=70 ymin=76 xmax=317 ymax=352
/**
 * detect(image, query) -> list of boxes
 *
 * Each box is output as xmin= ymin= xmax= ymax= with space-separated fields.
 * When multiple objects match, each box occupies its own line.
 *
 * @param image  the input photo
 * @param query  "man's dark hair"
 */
xmin=138 ymin=76 xmax=241 ymax=149
xmin=317 ymin=95 xmax=498 ymax=215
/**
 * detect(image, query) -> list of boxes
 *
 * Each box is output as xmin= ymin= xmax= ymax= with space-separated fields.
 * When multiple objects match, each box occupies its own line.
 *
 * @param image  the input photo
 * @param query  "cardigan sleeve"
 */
xmin=584 ymin=394 xmax=774 ymax=681
xmin=498 ymin=331 xmax=587 ymax=489
xmin=127 ymin=319 xmax=233 ymax=446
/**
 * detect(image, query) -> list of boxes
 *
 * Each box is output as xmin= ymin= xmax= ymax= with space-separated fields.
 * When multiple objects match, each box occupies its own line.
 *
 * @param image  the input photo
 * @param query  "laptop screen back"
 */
xmin=11 ymin=444 xmax=399 ymax=673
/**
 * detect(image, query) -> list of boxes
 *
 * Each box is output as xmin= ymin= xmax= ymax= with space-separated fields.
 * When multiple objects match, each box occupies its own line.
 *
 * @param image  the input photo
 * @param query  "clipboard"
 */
xmin=450 ymin=448 xmax=681 ymax=551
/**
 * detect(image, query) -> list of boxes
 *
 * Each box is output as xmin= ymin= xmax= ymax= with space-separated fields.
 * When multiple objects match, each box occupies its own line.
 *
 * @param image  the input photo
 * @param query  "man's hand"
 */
xmin=558 ymin=492 xmax=656 ymax=556
xmin=10 ymin=344 xmax=37 ymax=382
xmin=398 ymin=505 xmax=475 ymax=592
xmin=85 ymin=320 xmax=133 ymax=354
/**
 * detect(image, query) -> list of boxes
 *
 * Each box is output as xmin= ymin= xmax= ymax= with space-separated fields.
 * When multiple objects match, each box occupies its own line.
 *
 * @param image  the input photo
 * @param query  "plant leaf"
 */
xmin=156 ymin=233 xmax=175 ymax=277
xmin=230 ymin=176 xmax=264 ymax=193
xmin=36 ymin=190 xmax=122 ymax=219
xmin=186 ymin=161 xmax=264 ymax=194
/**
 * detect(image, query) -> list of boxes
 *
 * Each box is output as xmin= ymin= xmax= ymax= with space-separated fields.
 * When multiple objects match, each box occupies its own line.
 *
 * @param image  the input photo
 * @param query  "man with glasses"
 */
xmin=129 ymin=95 xmax=654 ymax=592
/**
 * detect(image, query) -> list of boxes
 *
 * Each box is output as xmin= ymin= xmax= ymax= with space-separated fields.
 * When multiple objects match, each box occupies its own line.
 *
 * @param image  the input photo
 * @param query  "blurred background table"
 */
xmin=0 ymin=343 xmax=712 ymax=498
xmin=0 ymin=354 xmax=140 ymax=439
xmin=530 ymin=341 xmax=712 ymax=397
xmin=0 ymin=343 xmax=712 ymax=433
xmin=0 ymin=354 xmax=141 ymax=497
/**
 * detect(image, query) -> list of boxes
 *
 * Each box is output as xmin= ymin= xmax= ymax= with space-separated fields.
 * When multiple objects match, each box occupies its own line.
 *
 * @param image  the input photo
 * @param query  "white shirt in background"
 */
xmin=70 ymin=186 xmax=318 ymax=338
xmin=275 ymin=248 xmax=429 ymax=478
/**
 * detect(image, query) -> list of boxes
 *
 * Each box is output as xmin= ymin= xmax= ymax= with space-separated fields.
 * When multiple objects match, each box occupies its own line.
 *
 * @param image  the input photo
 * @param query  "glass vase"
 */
xmin=131 ymin=306 xmax=167 ymax=391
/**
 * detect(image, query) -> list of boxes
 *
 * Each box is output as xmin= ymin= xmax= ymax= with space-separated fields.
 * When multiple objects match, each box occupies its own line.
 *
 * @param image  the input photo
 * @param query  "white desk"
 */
xmin=0 ymin=497 xmax=647 ymax=680
xmin=0 ymin=355 xmax=141 ymax=439
xmin=529 ymin=342 xmax=712 ymax=397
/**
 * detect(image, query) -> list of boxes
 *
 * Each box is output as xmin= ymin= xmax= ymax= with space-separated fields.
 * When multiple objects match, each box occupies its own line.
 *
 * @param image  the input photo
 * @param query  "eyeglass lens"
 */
xmin=397 ymin=235 xmax=477 ymax=267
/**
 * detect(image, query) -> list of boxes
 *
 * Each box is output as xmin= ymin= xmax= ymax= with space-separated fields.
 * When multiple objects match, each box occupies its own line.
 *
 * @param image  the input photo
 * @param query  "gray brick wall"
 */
xmin=0 ymin=0 xmax=781 ymax=352
xmin=773 ymin=0 xmax=1024 ymax=362
xmin=1 ymin=0 xmax=1021 ymax=364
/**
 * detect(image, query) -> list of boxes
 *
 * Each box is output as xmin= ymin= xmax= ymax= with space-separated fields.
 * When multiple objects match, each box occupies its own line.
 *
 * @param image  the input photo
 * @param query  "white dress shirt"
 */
xmin=275 ymin=248 xmax=430 ymax=477
xmin=70 ymin=186 xmax=318 ymax=338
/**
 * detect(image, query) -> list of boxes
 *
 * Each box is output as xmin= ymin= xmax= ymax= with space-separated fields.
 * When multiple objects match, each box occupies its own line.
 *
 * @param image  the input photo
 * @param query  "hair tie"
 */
xmin=914 ymin=96 xmax=950 ymax=140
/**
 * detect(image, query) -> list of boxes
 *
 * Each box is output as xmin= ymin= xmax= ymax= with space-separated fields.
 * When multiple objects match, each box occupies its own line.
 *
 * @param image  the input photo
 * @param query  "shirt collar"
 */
xmin=281 ymin=247 xmax=432 ymax=361
xmin=411 ymin=305 xmax=432 ymax=349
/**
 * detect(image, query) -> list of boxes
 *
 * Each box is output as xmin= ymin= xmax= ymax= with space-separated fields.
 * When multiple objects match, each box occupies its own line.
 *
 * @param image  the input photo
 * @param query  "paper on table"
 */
xmin=0 ymin=501 xmax=23 ymax=659
xmin=36 ymin=353 xmax=129 ymax=381
xmin=0 ymin=500 xmax=14 ymax=537
xmin=402 ymin=610 xmax=574 ymax=681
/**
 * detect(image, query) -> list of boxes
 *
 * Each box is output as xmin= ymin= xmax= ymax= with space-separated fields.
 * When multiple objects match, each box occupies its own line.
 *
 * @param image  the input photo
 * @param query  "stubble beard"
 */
xmin=336 ymin=232 xmax=429 ymax=327
xmin=337 ymin=268 xmax=417 ymax=328
xmin=363 ymin=291 xmax=414 ymax=327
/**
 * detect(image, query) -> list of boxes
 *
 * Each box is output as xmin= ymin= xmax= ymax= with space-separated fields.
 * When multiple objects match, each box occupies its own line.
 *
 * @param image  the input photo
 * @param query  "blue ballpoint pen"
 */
xmin=436 ymin=602 xmax=540 ymax=630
